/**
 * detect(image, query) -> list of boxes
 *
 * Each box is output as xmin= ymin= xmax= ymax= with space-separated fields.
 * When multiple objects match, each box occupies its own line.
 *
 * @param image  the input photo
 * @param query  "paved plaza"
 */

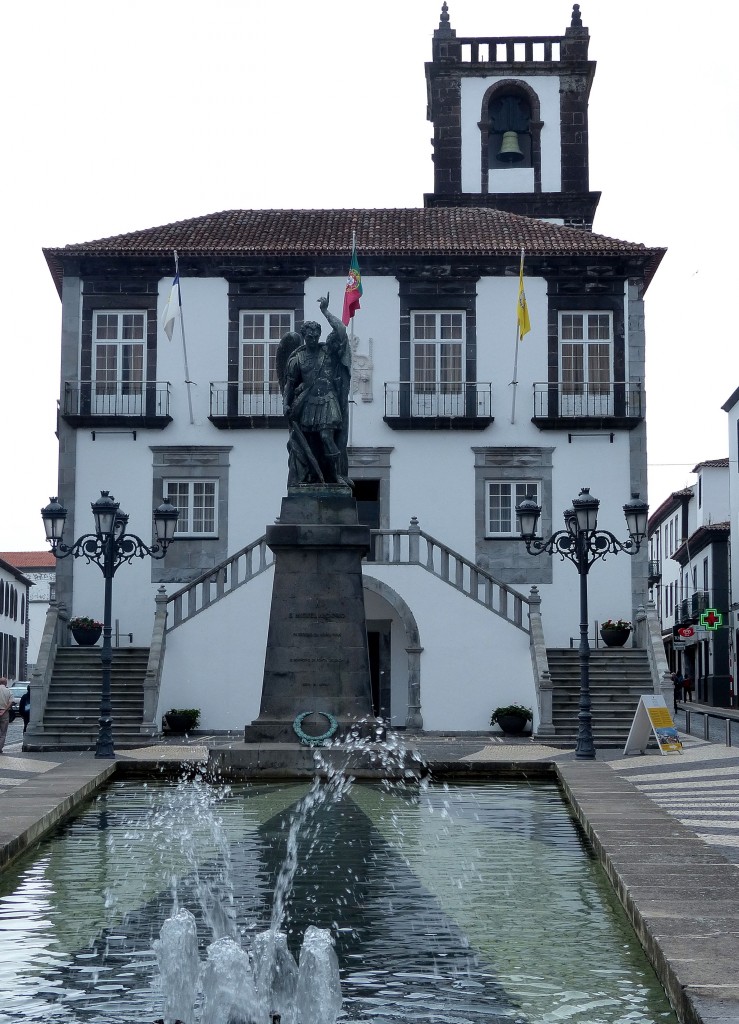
xmin=2 ymin=713 xmax=739 ymax=1023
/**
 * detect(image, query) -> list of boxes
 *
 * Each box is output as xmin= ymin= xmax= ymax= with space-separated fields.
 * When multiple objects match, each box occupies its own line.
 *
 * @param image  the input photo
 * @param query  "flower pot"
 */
xmin=71 ymin=626 xmax=102 ymax=646
xmin=495 ymin=713 xmax=530 ymax=735
xmin=600 ymin=627 xmax=630 ymax=648
xmin=163 ymin=712 xmax=197 ymax=734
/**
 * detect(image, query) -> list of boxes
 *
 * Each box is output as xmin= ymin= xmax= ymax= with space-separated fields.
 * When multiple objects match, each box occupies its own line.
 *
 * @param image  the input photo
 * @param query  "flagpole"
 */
xmin=510 ymin=323 xmax=520 ymax=424
xmin=510 ymin=247 xmax=528 ymax=425
xmin=173 ymin=250 xmax=195 ymax=425
xmin=348 ymin=230 xmax=356 ymax=447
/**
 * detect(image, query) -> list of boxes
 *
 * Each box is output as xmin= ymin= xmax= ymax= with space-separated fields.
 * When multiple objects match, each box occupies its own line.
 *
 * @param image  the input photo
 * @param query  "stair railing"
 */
xmin=141 ymin=587 xmax=169 ymax=736
xmin=164 ymin=520 xmax=530 ymax=636
xmin=527 ymin=587 xmax=554 ymax=736
xmin=368 ymin=517 xmax=530 ymax=634
xmin=26 ymin=601 xmax=69 ymax=741
xmin=636 ymin=602 xmax=674 ymax=707
xmin=165 ymin=535 xmax=274 ymax=632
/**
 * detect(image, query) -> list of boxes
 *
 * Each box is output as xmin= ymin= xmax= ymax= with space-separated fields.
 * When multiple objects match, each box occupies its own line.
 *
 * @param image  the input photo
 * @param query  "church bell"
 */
xmin=497 ymin=130 xmax=524 ymax=163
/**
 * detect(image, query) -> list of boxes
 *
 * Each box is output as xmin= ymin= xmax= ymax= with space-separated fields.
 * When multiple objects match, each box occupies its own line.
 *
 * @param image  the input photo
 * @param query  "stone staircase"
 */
xmin=546 ymin=648 xmax=654 ymax=747
xmin=34 ymin=646 xmax=150 ymax=750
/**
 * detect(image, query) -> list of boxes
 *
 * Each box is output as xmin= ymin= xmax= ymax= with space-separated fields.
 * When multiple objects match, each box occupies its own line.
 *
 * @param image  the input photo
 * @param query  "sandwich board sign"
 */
xmin=624 ymin=695 xmax=683 ymax=756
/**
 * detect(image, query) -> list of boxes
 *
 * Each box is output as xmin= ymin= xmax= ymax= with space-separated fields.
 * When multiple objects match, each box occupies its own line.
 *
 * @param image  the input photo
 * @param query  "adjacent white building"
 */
xmin=0 ymin=553 xmax=56 ymax=676
xmin=0 ymin=557 xmax=32 ymax=681
xmin=648 ymin=459 xmax=731 ymax=705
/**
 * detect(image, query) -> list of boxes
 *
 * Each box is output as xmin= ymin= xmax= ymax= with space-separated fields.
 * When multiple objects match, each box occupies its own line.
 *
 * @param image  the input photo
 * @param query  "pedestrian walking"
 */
xmin=0 ymin=677 xmax=12 ymax=753
xmin=683 ymin=673 xmax=694 ymax=703
xmin=672 ymin=672 xmax=683 ymax=713
xmin=19 ymin=684 xmax=30 ymax=733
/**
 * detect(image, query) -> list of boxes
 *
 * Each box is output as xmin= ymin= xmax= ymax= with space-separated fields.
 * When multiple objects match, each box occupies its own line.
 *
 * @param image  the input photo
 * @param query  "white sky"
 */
xmin=2 ymin=0 xmax=737 ymax=548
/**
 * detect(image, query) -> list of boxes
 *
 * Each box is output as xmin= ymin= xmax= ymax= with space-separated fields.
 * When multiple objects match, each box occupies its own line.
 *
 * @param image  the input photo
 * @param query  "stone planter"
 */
xmin=495 ymin=713 xmax=530 ymax=735
xmin=600 ymin=627 xmax=631 ymax=648
xmin=71 ymin=626 xmax=102 ymax=646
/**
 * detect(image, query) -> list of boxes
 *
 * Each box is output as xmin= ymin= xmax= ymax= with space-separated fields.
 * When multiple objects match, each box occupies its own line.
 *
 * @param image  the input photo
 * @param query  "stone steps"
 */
xmin=546 ymin=647 xmax=654 ymax=746
xmin=28 ymin=646 xmax=150 ymax=750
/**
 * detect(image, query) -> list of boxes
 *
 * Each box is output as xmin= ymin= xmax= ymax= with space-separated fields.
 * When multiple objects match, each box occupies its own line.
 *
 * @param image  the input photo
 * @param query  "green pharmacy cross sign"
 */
xmin=700 ymin=607 xmax=723 ymax=630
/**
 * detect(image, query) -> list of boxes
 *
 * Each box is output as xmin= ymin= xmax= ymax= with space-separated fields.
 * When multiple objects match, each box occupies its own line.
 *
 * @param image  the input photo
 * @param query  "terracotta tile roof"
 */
xmin=0 ymin=551 xmax=56 ymax=569
xmin=691 ymin=457 xmax=729 ymax=471
xmin=44 ymin=208 xmax=665 ymax=289
xmin=673 ymin=521 xmax=730 ymax=562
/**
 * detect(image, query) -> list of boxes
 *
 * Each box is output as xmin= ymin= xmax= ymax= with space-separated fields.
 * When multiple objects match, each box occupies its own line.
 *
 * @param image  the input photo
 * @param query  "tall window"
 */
xmin=411 ymin=311 xmax=464 ymax=415
xmin=165 ymin=480 xmax=218 ymax=537
xmin=93 ymin=312 xmax=145 ymax=413
xmin=486 ymin=481 xmax=539 ymax=537
xmin=240 ymin=311 xmax=292 ymax=412
xmin=560 ymin=312 xmax=612 ymax=396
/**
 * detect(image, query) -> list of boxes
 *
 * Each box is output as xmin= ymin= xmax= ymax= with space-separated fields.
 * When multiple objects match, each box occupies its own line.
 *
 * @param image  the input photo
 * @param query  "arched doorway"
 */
xmin=363 ymin=576 xmax=423 ymax=729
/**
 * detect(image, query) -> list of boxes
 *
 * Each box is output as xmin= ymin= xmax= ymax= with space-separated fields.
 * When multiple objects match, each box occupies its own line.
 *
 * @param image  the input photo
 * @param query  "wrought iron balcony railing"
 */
xmin=532 ymin=381 xmax=644 ymax=421
xmin=209 ymin=383 xmax=285 ymax=425
xmin=691 ymin=591 xmax=710 ymax=617
xmin=383 ymin=382 xmax=492 ymax=421
xmin=648 ymin=559 xmax=661 ymax=583
xmin=62 ymin=381 xmax=171 ymax=424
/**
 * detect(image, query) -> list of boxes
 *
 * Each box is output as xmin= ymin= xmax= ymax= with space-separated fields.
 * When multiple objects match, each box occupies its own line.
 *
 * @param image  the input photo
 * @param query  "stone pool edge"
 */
xmin=557 ymin=760 xmax=739 ymax=1024
xmin=0 ymin=759 xmax=116 ymax=871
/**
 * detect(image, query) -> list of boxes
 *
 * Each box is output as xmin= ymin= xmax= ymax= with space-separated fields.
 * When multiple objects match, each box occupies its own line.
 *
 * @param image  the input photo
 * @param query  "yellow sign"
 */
xmin=624 ymin=696 xmax=683 ymax=755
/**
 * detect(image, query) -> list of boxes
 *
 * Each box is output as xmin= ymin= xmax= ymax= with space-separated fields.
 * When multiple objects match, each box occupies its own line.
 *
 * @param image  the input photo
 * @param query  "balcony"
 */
xmin=209 ymin=383 xmax=286 ymax=429
xmin=383 ymin=382 xmax=493 ymax=430
xmin=531 ymin=381 xmax=644 ymax=430
xmin=648 ymin=559 xmax=661 ymax=584
xmin=61 ymin=381 xmax=172 ymax=428
xmin=676 ymin=599 xmax=691 ymax=626
xmin=673 ymin=593 xmax=711 ymax=627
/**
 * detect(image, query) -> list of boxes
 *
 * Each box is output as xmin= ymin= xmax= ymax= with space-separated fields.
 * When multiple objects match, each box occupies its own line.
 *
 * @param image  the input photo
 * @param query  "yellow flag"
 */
xmin=517 ymin=250 xmax=531 ymax=340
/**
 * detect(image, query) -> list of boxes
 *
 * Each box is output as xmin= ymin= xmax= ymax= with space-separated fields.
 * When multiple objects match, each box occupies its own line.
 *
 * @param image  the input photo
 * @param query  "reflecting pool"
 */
xmin=0 ymin=776 xmax=677 ymax=1023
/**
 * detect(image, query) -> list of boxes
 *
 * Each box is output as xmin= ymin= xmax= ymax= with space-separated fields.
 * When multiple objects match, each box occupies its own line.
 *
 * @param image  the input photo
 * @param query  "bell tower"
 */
xmin=425 ymin=3 xmax=600 ymax=228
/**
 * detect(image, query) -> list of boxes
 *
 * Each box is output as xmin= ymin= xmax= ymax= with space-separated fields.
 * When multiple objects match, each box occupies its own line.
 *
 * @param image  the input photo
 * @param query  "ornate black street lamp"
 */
xmin=517 ymin=487 xmax=648 ymax=759
xmin=41 ymin=491 xmax=179 ymax=759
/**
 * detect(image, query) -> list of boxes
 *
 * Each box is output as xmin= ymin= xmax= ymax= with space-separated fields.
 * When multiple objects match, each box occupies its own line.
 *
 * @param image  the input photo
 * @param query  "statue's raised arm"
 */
xmin=318 ymin=295 xmax=347 ymax=344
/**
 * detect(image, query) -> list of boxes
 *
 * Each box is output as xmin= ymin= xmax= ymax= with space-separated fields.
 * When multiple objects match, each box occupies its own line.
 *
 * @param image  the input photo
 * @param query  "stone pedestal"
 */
xmin=244 ymin=487 xmax=374 ymax=743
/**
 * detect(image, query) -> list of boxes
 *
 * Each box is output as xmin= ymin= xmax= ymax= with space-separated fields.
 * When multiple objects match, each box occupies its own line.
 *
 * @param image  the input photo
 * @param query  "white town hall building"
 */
xmin=30 ymin=4 xmax=665 ymax=743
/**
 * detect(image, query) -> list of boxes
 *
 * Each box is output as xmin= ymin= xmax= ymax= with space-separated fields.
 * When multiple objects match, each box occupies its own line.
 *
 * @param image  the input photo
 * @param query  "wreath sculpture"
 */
xmin=292 ymin=710 xmax=339 ymax=746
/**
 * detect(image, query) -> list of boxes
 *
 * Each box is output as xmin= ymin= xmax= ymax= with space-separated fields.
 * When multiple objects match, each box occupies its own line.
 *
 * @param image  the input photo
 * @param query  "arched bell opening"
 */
xmin=488 ymin=93 xmax=533 ymax=169
xmin=479 ymin=80 xmax=543 ymax=195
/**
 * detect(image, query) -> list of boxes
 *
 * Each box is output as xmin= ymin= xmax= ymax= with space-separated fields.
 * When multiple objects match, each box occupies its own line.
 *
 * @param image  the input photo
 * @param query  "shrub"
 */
xmin=165 ymin=708 xmax=200 ymax=728
xmin=490 ymin=704 xmax=533 ymax=726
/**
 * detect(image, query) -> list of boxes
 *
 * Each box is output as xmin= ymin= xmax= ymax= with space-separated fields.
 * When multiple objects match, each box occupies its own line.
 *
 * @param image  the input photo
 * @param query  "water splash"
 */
xmin=201 ymin=936 xmax=258 ymax=1024
xmin=252 ymin=929 xmax=298 ymax=1024
xmin=152 ymin=729 xmax=424 ymax=1023
xmin=296 ymin=927 xmax=341 ymax=1024
xmin=153 ymin=907 xmax=200 ymax=1024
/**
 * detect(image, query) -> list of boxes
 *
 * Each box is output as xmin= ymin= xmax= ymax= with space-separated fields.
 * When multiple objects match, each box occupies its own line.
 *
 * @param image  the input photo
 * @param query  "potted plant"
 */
xmin=490 ymin=704 xmax=533 ymax=735
xmin=68 ymin=616 xmax=103 ymax=646
xmin=162 ymin=708 xmax=201 ymax=734
xmin=600 ymin=618 xmax=632 ymax=648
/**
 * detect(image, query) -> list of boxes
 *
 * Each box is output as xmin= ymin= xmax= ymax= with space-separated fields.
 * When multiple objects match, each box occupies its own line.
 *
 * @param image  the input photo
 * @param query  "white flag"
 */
xmin=162 ymin=273 xmax=180 ymax=341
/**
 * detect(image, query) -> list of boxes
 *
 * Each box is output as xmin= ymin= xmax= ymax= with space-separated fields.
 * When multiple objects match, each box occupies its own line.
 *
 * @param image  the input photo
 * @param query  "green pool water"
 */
xmin=0 ymin=776 xmax=677 ymax=1023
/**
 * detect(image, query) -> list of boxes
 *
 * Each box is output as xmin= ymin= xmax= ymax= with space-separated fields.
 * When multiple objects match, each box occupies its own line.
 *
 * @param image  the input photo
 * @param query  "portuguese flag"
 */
xmin=341 ymin=244 xmax=362 ymax=326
